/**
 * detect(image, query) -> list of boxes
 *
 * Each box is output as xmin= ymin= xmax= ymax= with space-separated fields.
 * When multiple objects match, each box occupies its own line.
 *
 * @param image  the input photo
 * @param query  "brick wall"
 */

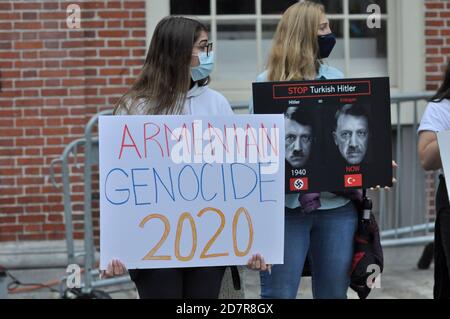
xmin=425 ymin=0 xmax=450 ymax=91
xmin=0 ymin=1 xmax=146 ymax=243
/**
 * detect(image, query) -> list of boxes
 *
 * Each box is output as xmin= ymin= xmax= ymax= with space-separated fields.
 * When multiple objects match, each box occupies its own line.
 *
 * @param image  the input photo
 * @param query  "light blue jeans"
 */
xmin=260 ymin=202 xmax=358 ymax=299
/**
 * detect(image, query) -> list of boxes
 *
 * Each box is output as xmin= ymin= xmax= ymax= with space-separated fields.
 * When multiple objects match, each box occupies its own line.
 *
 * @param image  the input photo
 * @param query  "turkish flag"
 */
xmin=344 ymin=174 xmax=363 ymax=188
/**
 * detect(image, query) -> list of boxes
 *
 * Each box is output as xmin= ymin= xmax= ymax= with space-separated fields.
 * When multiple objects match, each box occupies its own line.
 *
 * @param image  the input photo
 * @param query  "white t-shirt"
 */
xmin=184 ymin=84 xmax=234 ymax=116
xmin=116 ymin=84 xmax=233 ymax=116
xmin=419 ymin=99 xmax=450 ymax=133
xmin=418 ymin=99 xmax=450 ymax=176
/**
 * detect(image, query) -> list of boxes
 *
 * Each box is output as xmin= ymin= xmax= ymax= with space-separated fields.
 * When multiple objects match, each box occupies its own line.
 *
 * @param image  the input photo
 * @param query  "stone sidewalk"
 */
xmin=3 ymin=245 xmax=434 ymax=299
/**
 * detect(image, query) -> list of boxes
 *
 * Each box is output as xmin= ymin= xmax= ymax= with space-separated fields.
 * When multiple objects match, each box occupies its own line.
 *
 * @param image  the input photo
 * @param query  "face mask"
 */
xmin=191 ymin=51 xmax=215 ymax=82
xmin=318 ymin=33 xmax=336 ymax=59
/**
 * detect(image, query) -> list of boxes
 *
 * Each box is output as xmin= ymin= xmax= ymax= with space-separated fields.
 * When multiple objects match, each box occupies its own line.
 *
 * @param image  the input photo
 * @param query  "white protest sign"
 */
xmin=437 ymin=130 xmax=450 ymax=200
xmin=99 ymin=115 xmax=285 ymax=269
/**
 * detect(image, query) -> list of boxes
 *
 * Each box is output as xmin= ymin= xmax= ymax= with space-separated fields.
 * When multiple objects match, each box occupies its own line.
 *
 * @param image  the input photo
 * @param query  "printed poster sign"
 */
xmin=99 ymin=115 xmax=285 ymax=269
xmin=437 ymin=130 xmax=450 ymax=200
xmin=253 ymin=77 xmax=393 ymax=193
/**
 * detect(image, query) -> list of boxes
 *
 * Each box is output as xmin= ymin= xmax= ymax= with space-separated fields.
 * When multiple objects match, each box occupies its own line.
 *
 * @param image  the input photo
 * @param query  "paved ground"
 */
xmin=2 ymin=245 xmax=434 ymax=299
xmin=243 ymin=245 xmax=434 ymax=299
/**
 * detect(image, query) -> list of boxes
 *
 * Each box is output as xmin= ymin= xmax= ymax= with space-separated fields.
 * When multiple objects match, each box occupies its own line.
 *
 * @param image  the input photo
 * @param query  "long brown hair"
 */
xmin=114 ymin=17 xmax=209 ymax=115
xmin=267 ymin=1 xmax=324 ymax=82
xmin=431 ymin=61 xmax=450 ymax=103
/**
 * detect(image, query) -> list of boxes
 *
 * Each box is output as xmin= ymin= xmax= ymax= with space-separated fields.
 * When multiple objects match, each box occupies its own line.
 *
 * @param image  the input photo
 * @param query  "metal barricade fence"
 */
xmin=50 ymin=109 xmax=125 ymax=296
xmin=50 ymin=94 xmax=437 ymax=295
xmin=377 ymin=93 xmax=437 ymax=247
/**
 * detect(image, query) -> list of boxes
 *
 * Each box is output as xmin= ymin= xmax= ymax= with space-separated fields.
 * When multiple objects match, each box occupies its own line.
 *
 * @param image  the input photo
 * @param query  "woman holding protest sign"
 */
xmin=247 ymin=1 xmax=360 ymax=299
xmin=100 ymin=16 xmax=235 ymax=299
xmin=419 ymin=61 xmax=450 ymax=299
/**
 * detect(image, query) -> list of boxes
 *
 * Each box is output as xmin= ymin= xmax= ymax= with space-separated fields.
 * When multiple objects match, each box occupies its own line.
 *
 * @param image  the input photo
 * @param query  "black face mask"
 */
xmin=318 ymin=33 xmax=336 ymax=59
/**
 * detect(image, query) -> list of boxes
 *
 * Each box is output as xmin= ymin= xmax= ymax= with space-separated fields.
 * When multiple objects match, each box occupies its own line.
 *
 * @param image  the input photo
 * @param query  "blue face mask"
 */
xmin=191 ymin=51 xmax=214 ymax=82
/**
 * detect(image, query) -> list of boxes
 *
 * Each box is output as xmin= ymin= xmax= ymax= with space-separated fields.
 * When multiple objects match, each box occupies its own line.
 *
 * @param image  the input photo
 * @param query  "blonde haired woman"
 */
xmin=248 ymin=1 xmax=359 ymax=299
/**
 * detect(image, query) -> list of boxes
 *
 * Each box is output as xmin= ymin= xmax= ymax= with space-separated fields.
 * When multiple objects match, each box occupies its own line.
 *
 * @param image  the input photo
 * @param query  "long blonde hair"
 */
xmin=267 ymin=1 xmax=324 ymax=82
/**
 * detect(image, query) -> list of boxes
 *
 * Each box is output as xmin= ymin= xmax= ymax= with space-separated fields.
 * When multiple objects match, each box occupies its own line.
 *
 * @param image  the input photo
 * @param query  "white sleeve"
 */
xmin=419 ymin=102 xmax=448 ymax=133
xmin=249 ymin=98 xmax=254 ymax=114
xmin=220 ymin=94 xmax=234 ymax=115
xmin=249 ymin=72 xmax=268 ymax=114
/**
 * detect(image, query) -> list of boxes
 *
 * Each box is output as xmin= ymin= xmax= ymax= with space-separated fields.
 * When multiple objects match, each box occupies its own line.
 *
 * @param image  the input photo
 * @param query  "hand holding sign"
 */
xmin=100 ymin=259 xmax=127 ymax=279
xmin=369 ymin=160 xmax=398 ymax=191
xmin=247 ymin=253 xmax=272 ymax=274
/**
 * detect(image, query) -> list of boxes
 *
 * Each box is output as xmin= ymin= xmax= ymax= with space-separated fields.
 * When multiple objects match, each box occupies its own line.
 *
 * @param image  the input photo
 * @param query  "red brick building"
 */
xmin=0 ymin=1 xmax=146 ymax=247
xmin=426 ymin=0 xmax=450 ymax=91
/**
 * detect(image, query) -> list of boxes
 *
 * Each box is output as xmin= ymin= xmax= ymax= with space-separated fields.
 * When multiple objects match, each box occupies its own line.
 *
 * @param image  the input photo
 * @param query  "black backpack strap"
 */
xmin=230 ymin=266 xmax=241 ymax=290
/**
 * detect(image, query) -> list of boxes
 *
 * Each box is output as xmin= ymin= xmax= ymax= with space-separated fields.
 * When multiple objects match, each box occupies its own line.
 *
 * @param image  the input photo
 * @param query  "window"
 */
xmin=147 ymin=0 xmax=423 ymax=103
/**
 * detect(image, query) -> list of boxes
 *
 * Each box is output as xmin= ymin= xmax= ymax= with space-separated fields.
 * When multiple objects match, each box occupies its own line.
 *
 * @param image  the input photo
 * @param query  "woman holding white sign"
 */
xmin=101 ymin=16 xmax=234 ymax=299
xmin=247 ymin=1 xmax=361 ymax=299
xmin=419 ymin=62 xmax=450 ymax=299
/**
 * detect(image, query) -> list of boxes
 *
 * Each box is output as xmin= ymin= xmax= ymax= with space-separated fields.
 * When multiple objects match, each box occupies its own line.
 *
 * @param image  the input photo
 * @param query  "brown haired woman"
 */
xmin=100 ymin=16 xmax=233 ymax=299
xmin=419 ymin=61 xmax=450 ymax=299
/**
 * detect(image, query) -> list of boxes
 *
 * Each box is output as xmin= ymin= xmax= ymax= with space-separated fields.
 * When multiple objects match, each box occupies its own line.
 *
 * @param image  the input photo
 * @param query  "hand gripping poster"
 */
xmin=253 ymin=77 xmax=393 ymax=194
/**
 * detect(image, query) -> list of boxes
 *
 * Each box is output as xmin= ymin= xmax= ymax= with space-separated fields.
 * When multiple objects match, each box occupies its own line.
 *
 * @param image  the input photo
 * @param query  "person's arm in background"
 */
xmin=249 ymin=99 xmax=254 ymax=114
xmin=418 ymin=131 xmax=442 ymax=171
xmin=248 ymin=71 xmax=268 ymax=115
